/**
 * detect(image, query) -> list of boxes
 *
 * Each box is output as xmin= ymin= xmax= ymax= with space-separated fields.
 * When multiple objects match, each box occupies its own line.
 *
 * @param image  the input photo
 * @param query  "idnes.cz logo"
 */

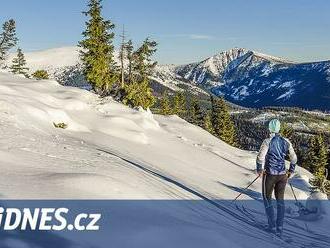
xmin=0 ymin=207 xmax=101 ymax=231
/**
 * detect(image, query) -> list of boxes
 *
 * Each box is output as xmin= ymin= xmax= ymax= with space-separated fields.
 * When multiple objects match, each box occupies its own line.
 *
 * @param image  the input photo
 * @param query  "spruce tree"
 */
xmin=280 ymin=122 xmax=294 ymax=139
xmin=204 ymin=111 xmax=214 ymax=134
xmin=160 ymin=90 xmax=172 ymax=115
xmin=10 ymin=48 xmax=29 ymax=77
xmin=122 ymin=79 xmax=155 ymax=109
xmin=79 ymin=0 xmax=118 ymax=95
xmin=0 ymin=19 xmax=18 ymax=62
xmin=190 ymin=98 xmax=204 ymax=127
xmin=123 ymin=38 xmax=157 ymax=109
xmin=132 ymin=38 xmax=157 ymax=82
xmin=211 ymin=96 xmax=236 ymax=146
xmin=173 ymin=92 xmax=186 ymax=116
xmin=307 ymin=134 xmax=329 ymax=190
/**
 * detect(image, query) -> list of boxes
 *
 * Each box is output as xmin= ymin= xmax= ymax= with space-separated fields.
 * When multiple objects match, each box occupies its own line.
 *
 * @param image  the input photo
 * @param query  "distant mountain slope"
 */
xmin=216 ymin=57 xmax=330 ymax=110
xmin=6 ymin=47 xmax=90 ymax=89
xmin=175 ymin=48 xmax=248 ymax=88
xmin=8 ymin=46 xmax=80 ymax=73
xmin=154 ymin=48 xmax=330 ymax=111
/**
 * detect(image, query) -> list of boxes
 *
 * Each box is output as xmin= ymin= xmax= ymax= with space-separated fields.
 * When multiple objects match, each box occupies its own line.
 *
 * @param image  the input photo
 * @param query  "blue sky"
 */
xmin=1 ymin=0 xmax=330 ymax=64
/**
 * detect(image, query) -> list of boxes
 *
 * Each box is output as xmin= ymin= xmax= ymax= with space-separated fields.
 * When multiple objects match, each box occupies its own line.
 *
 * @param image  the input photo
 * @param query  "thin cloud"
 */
xmin=159 ymin=34 xmax=215 ymax=40
xmin=270 ymin=41 xmax=301 ymax=46
xmin=188 ymin=34 xmax=214 ymax=40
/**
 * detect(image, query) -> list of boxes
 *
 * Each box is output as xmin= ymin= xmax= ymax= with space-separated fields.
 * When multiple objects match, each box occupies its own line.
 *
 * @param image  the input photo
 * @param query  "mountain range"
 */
xmin=7 ymin=46 xmax=330 ymax=111
xmin=153 ymin=48 xmax=330 ymax=111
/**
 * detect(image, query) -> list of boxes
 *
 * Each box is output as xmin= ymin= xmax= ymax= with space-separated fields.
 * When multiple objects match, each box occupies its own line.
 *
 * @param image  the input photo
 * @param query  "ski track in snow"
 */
xmin=94 ymin=145 xmax=330 ymax=248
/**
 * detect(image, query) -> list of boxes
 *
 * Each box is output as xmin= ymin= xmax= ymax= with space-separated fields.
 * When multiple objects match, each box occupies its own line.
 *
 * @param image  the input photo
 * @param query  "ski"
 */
xmin=236 ymin=204 xmax=327 ymax=247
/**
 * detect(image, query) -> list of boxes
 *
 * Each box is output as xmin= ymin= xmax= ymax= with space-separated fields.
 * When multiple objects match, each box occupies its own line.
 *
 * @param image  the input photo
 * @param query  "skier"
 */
xmin=256 ymin=119 xmax=297 ymax=236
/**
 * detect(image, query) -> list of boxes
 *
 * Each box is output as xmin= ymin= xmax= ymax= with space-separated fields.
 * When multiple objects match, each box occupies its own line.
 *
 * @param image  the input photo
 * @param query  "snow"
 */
xmin=239 ymin=86 xmax=249 ymax=96
xmin=260 ymin=66 xmax=273 ymax=77
xmin=279 ymin=80 xmax=295 ymax=88
xmin=303 ymin=110 xmax=330 ymax=117
xmin=202 ymin=48 xmax=248 ymax=77
xmin=151 ymin=64 xmax=183 ymax=91
xmin=7 ymin=46 xmax=80 ymax=74
xmin=172 ymin=48 xmax=248 ymax=87
xmin=1 ymin=71 xmax=276 ymax=200
xmin=252 ymin=112 xmax=278 ymax=123
xmin=231 ymin=86 xmax=249 ymax=100
xmin=0 ymin=72 xmax=329 ymax=247
xmin=276 ymin=89 xmax=295 ymax=100
xmin=326 ymin=66 xmax=330 ymax=82
xmin=252 ymin=51 xmax=293 ymax=64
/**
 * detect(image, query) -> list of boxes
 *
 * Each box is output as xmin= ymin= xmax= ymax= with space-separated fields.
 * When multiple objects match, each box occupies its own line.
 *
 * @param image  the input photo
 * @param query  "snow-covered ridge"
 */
xmin=174 ymin=48 xmax=248 ymax=83
xmin=0 ymin=71 xmax=312 ymax=200
xmin=153 ymin=47 xmax=295 ymax=91
xmin=251 ymin=51 xmax=294 ymax=64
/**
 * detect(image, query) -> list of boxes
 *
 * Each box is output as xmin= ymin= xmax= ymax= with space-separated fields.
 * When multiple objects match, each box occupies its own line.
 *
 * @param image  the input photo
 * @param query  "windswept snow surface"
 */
xmin=0 ymin=72 xmax=329 ymax=248
xmin=7 ymin=46 xmax=80 ymax=74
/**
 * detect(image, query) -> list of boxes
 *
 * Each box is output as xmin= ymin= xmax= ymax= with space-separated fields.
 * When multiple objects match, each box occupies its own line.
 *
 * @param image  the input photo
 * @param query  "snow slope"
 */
xmin=0 ymin=72 xmax=329 ymax=247
xmin=0 ymin=71 xmax=310 ymax=200
xmin=7 ymin=46 xmax=80 ymax=74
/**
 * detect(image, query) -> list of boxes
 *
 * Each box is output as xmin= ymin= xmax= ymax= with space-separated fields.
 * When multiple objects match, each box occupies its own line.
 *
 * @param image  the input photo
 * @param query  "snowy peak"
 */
xmin=173 ymin=48 xmax=249 ymax=87
xmin=251 ymin=50 xmax=293 ymax=64
xmin=177 ymin=48 xmax=290 ymax=75
xmin=225 ymin=49 xmax=293 ymax=74
xmin=199 ymin=47 xmax=249 ymax=76
xmin=173 ymin=48 xmax=293 ymax=87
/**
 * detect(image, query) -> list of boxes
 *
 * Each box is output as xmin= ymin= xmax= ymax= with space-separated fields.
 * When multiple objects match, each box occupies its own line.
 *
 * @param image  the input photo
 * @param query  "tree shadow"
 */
xmin=208 ymin=150 xmax=254 ymax=173
xmin=218 ymin=181 xmax=263 ymax=202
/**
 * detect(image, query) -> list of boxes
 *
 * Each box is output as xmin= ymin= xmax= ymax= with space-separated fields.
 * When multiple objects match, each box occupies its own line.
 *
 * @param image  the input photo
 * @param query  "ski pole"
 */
xmin=289 ymin=183 xmax=307 ymax=211
xmin=231 ymin=175 xmax=260 ymax=204
xmin=289 ymin=183 xmax=298 ymax=204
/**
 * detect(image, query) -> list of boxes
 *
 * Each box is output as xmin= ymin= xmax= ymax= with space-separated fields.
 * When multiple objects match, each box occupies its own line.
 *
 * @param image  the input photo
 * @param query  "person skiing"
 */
xmin=256 ymin=119 xmax=297 ymax=236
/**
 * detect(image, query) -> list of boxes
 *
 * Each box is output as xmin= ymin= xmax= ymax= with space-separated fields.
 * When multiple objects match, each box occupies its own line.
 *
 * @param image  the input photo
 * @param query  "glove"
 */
xmin=257 ymin=170 xmax=264 ymax=177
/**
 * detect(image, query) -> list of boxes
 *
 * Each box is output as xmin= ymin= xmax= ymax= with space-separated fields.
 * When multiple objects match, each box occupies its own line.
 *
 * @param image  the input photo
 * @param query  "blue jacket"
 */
xmin=256 ymin=133 xmax=297 ymax=175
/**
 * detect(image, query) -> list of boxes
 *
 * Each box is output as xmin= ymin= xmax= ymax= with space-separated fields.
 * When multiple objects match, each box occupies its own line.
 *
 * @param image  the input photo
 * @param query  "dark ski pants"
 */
xmin=262 ymin=173 xmax=288 ymax=229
